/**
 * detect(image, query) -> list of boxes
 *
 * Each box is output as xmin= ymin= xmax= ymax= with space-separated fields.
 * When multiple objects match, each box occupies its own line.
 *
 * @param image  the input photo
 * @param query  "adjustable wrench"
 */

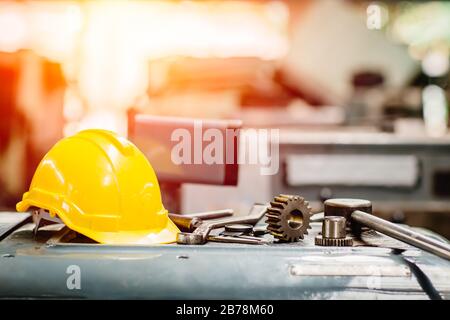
xmin=177 ymin=204 xmax=268 ymax=245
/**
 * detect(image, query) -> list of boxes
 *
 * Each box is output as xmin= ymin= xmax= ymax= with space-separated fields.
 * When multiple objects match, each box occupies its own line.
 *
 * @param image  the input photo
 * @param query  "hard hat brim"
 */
xmin=80 ymin=218 xmax=180 ymax=245
xmin=17 ymin=198 xmax=179 ymax=245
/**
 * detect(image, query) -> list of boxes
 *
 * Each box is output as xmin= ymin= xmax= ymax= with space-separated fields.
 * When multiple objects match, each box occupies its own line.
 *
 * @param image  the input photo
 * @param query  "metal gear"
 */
xmin=314 ymin=216 xmax=353 ymax=247
xmin=314 ymin=236 xmax=353 ymax=247
xmin=266 ymin=194 xmax=312 ymax=242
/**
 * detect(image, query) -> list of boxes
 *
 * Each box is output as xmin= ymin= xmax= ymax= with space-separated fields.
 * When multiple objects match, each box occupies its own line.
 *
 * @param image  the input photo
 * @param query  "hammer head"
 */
xmin=324 ymin=198 xmax=372 ymax=236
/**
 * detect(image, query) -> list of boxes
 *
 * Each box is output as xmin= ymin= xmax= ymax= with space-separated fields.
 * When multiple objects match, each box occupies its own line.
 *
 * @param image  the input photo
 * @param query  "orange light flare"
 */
xmin=0 ymin=0 xmax=289 ymax=136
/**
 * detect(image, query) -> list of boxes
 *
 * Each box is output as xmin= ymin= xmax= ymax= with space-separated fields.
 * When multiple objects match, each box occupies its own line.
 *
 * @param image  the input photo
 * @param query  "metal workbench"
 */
xmin=0 ymin=212 xmax=449 ymax=299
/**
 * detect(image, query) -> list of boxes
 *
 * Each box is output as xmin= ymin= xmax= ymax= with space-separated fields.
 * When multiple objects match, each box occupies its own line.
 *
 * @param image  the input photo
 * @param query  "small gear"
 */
xmin=266 ymin=194 xmax=312 ymax=242
xmin=314 ymin=235 xmax=353 ymax=247
xmin=314 ymin=216 xmax=354 ymax=247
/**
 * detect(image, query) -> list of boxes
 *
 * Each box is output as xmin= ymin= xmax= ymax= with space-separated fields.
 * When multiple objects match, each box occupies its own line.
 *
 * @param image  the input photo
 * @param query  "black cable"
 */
xmin=401 ymin=255 xmax=443 ymax=300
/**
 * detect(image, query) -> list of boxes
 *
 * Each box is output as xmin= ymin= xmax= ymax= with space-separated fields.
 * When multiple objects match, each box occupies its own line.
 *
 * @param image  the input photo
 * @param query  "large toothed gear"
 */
xmin=266 ymin=194 xmax=312 ymax=242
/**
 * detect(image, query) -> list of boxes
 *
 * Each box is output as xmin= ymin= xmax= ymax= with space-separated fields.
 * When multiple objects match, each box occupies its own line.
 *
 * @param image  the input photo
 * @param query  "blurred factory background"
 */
xmin=1 ymin=0 xmax=449 ymax=237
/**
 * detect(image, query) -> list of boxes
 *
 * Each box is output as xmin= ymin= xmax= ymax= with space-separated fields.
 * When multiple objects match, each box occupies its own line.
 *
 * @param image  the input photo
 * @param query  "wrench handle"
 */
xmin=184 ymin=209 xmax=234 ymax=220
xmin=203 ymin=204 xmax=268 ymax=230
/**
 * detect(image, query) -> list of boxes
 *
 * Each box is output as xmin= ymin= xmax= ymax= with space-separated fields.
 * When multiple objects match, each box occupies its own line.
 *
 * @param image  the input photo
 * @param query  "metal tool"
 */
xmin=266 ymin=194 xmax=312 ymax=242
xmin=221 ymin=224 xmax=254 ymax=237
xmin=252 ymin=226 xmax=268 ymax=236
xmin=184 ymin=209 xmax=234 ymax=220
xmin=32 ymin=209 xmax=63 ymax=236
xmin=325 ymin=198 xmax=371 ymax=235
xmin=46 ymin=226 xmax=77 ymax=246
xmin=177 ymin=204 xmax=268 ymax=245
xmin=325 ymin=198 xmax=450 ymax=261
xmin=168 ymin=214 xmax=203 ymax=232
xmin=315 ymin=216 xmax=353 ymax=246
xmin=224 ymin=224 xmax=253 ymax=233
xmin=218 ymin=224 xmax=267 ymax=242
xmin=208 ymin=234 xmax=269 ymax=245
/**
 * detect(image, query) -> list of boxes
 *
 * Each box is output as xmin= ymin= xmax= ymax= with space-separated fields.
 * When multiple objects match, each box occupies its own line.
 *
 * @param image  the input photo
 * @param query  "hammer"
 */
xmin=324 ymin=199 xmax=450 ymax=261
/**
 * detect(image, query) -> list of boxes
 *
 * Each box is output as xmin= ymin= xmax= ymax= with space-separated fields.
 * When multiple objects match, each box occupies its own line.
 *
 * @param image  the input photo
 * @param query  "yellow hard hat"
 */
xmin=16 ymin=129 xmax=179 ymax=245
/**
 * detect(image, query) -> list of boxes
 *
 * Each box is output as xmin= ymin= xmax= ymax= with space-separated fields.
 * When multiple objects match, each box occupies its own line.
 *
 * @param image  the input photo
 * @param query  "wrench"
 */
xmin=183 ymin=209 xmax=234 ymax=220
xmin=177 ymin=204 xmax=268 ymax=245
xmin=208 ymin=234 xmax=269 ymax=245
xmin=169 ymin=209 xmax=233 ymax=232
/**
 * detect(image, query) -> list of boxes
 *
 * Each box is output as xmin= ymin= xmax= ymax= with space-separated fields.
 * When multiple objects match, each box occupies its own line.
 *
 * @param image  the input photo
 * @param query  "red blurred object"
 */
xmin=127 ymin=109 xmax=241 ymax=186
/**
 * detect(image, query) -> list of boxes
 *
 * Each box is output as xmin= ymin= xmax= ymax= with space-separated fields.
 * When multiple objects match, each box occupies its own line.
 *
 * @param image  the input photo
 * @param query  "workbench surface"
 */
xmin=1 ymin=212 xmax=449 ymax=299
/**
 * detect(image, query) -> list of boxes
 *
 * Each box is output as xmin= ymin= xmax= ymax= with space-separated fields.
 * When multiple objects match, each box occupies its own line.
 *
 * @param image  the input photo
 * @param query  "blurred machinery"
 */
xmin=270 ymin=129 xmax=450 ymax=237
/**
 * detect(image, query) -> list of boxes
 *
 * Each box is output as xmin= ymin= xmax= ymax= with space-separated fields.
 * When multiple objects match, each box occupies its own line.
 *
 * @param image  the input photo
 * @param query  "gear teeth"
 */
xmin=266 ymin=207 xmax=282 ymax=215
xmin=315 ymin=236 xmax=353 ymax=247
xmin=267 ymin=225 xmax=282 ymax=233
xmin=265 ymin=213 xmax=281 ymax=220
xmin=266 ymin=194 xmax=313 ymax=243
xmin=269 ymin=201 xmax=285 ymax=209
xmin=271 ymin=232 xmax=285 ymax=239
xmin=280 ymin=194 xmax=301 ymax=199
xmin=265 ymin=221 xmax=281 ymax=228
